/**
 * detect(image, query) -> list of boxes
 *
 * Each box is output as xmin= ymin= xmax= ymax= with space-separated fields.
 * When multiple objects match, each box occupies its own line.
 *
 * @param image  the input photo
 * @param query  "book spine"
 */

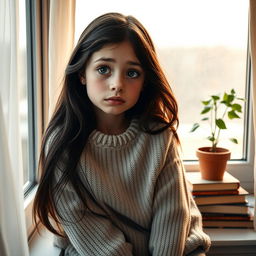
xmin=193 ymin=190 xmax=239 ymax=196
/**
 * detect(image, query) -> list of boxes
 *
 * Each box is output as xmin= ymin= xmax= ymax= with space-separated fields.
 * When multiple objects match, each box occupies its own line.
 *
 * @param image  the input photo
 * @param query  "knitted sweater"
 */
xmin=52 ymin=119 xmax=211 ymax=255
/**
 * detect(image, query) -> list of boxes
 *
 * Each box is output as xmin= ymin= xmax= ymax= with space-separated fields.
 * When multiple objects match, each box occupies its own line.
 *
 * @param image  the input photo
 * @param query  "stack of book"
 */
xmin=186 ymin=171 xmax=254 ymax=228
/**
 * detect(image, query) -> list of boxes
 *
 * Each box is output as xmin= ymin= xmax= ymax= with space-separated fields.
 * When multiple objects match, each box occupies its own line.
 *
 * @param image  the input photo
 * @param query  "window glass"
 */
xmin=18 ymin=0 xmax=30 ymax=186
xmin=75 ymin=0 xmax=249 ymax=160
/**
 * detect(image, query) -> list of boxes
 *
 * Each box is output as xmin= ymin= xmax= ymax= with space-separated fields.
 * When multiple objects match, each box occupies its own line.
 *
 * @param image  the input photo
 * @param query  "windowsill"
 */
xmin=29 ymin=227 xmax=256 ymax=256
xmin=29 ymin=227 xmax=61 ymax=256
xmin=24 ymin=185 xmax=38 ymax=238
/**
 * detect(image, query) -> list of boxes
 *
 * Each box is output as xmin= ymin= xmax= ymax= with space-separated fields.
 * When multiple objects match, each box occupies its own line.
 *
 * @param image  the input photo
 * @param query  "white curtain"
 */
xmin=0 ymin=0 xmax=29 ymax=255
xmin=250 ymin=0 xmax=256 ymax=230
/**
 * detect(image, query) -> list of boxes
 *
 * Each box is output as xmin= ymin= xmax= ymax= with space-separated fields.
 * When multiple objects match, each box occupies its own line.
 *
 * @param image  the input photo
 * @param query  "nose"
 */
xmin=110 ymin=74 xmax=124 ymax=93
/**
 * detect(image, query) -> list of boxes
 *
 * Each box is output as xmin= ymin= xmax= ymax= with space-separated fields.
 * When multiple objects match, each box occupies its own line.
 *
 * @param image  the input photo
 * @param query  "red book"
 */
xmin=193 ymin=190 xmax=239 ymax=196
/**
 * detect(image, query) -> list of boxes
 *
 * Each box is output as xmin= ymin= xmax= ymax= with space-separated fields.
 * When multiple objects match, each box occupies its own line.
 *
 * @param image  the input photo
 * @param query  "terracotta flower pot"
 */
xmin=196 ymin=147 xmax=231 ymax=181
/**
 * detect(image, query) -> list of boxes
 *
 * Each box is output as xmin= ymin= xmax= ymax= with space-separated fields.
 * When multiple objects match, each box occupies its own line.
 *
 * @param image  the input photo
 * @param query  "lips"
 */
xmin=104 ymin=96 xmax=125 ymax=104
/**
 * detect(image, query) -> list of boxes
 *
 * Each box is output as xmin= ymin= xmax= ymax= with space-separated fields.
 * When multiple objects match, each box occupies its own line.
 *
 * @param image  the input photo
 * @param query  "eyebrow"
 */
xmin=94 ymin=57 xmax=142 ymax=67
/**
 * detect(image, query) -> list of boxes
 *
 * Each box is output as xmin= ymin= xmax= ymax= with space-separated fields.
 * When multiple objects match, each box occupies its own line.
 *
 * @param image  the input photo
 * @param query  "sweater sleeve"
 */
xmin=149 ymin=138 xmax=211 ymax=256
xmin=53 ymin=170 xmax=134 ymax=256
xmin=45 ymin=130 xmax=133 ymax=256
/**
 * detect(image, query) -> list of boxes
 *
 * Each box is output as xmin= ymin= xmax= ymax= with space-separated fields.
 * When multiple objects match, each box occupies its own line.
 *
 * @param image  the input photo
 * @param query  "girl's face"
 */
xmin=82 ymin=41 xmax=145 ymax=121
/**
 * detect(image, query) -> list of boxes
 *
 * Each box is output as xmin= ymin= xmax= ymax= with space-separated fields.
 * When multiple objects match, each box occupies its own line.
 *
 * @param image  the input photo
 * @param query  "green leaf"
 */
xmin=202 ymin=99 xmax=212 ymax=105
xmin=201 ymin=106 xmax=212 ymax=114
xmin=216 ymin=119 xmax=227 ymax=129
xmin=223 ymin=92 xmax=235 ymax=104
xmin=211 ymin=95 xmax=220 ymax=101
xmin=220 ymin=100 xmax=231 ymax=107
xmin=231 ymin=89 xmax=235 ymax=95
xmin=201 ymin=117 xmax=209 ymax=121
xmin=228 ymin=110 xmax=240 ymax=119
xmin=222 ymin=93 xmax=232 ymax=106
xmin=232 ymin=103 xmax=242 ymax=112
xmin=207 ymin=136 xmax=215 ymax=142
xmin=227 ymin=94 xmax=235 ymax=103
xmin=230 ymin=138 xmax=238 ymax=144
xmin=190 ymin=123 xmax=200 ymax=132
xmin=223 ymin=92 xmax=229 ymax=102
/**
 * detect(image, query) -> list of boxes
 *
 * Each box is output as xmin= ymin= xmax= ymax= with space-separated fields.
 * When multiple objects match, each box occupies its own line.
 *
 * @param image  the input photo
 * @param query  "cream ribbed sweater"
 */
xmin=52 ymin=119 xmax=211 ymax=255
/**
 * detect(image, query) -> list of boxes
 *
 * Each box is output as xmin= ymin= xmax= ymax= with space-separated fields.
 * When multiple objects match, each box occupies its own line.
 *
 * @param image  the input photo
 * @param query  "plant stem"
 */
xmin=215 ymin=105 xmax=229 ymax=150
xmin=212 ymin=101 xmax=218 ymax=151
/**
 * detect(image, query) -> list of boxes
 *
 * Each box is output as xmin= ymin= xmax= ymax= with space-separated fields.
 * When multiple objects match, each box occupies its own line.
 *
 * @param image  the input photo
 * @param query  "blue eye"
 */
xmin=127 ymin=70 xmax=140 ymax=78
xmin=97 ymin=66 xmax=110 ymax=75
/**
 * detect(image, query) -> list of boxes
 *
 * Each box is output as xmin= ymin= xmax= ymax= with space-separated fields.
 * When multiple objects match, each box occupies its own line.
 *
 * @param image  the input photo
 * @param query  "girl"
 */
xmin=33 ymin=13 xmax=211 ymax=256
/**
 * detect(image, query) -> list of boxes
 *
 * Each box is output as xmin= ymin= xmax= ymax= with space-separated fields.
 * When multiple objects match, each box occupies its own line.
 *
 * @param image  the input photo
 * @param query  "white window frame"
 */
xmin=23 ymin=0 xmax=38 ymax=196
xmin=23 ymin=0 xmax=40 ymax=238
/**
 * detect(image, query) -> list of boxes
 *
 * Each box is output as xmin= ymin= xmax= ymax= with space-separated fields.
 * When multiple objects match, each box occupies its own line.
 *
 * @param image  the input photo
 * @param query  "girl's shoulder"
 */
xmin=142 ymin=119 xmax=177 ymax=141
xmin=138 ymin=120 xmax=178 ymax=153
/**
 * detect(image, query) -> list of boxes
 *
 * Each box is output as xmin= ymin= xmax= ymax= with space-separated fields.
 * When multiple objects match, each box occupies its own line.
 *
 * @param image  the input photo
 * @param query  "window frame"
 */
xmin=23 ymin=0 xmax=40 ymax=238
xmin=23 ymin=0 xmax=38 ymax=196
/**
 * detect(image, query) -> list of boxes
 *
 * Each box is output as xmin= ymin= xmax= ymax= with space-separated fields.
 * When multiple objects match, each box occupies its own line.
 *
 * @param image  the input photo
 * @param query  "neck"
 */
xmin=96 ymin=115 xmax=130 ymax=135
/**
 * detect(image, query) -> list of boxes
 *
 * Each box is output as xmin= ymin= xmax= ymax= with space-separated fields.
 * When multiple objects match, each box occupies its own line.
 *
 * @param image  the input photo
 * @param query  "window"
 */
xmin=19 ymin=0 xmax=37 ymax=194
xmin=75 ymin=0 xmax=250 ymax=161
xmin=20 ymin=0 xmax=39 ymax=237
xmin=75 ymin=0 xmax=253 ymax=191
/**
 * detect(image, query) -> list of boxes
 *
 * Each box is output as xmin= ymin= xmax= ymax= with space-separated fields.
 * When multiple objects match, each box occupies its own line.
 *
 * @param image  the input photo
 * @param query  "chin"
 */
xmin=105 ymin=111 xmax=125 ymax=116
xmin=102 ymin=107 xmax=129 ymax=115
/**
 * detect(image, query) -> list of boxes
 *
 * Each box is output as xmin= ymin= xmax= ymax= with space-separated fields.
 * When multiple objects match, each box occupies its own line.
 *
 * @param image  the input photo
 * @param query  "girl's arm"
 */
xmin=149 ymin=139 xmax=211 ymax=256
xmin=53 ymin=175 xmax=134 ymax=256
xmin=45 ymin=132 xmax=133 ymax=256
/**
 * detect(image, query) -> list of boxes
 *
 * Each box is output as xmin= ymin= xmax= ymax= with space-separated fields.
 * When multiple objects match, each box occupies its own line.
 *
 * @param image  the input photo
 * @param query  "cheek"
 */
xmin=86 ymin=77 xmax=105 ymax=96
xmin=129 ymin=81 xmax=144 ymax=98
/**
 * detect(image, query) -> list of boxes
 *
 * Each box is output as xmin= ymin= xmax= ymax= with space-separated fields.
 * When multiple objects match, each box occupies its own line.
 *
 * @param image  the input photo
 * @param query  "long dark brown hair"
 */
xmin=33 ymin=12 xmax=179 ymax=236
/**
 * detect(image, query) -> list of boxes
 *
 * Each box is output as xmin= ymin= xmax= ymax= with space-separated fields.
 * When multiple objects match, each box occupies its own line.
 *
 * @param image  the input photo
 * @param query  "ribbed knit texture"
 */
xmin=52 ymin=119 xmax=211 ymax=255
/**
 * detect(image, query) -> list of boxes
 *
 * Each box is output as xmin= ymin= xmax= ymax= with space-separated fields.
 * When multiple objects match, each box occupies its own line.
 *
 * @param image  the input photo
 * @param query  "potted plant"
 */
xmin=190 ymin=89 xmax=244 ymax=180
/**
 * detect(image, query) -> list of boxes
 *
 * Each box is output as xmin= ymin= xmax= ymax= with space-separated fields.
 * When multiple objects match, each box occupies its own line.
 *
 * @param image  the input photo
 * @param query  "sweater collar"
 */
xmin=88 ymin=119 xmax=138 ymax=147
